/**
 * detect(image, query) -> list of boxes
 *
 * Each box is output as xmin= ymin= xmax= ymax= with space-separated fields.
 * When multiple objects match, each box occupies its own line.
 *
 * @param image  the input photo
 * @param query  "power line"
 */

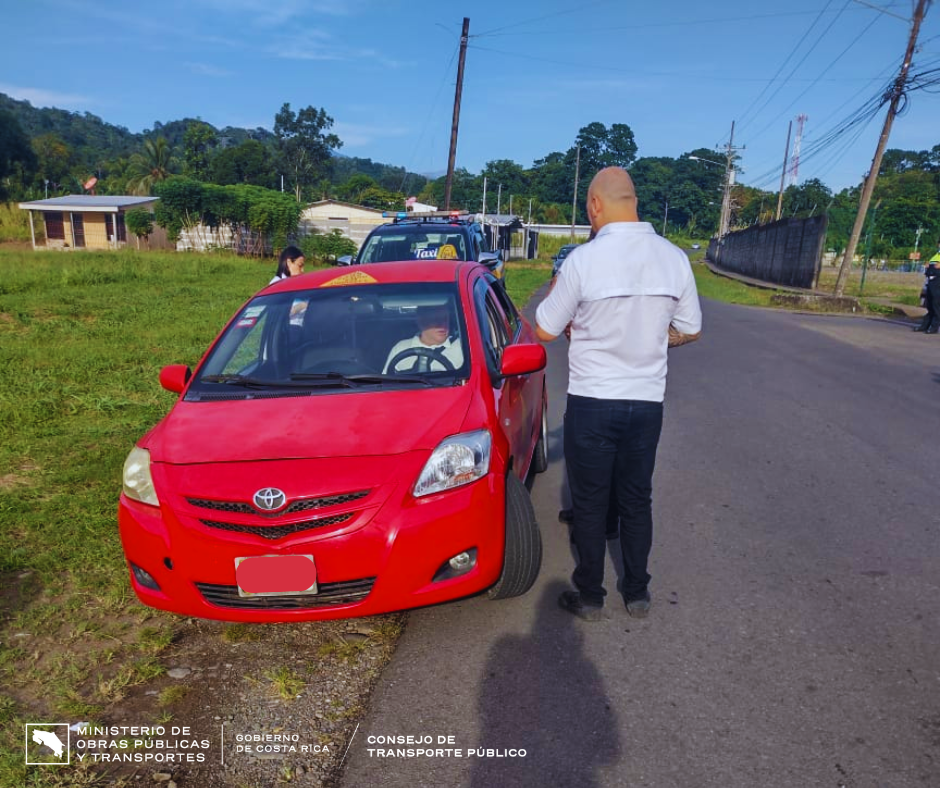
xmin=475 ymin=6 xmax=895 ymax=38
xmin=737 ymin=0 xmax=854 ymax=136
xmin=398 ymin=43 xmax=460 ymax=194
xmin=466 ymin=43 xmax=886 ymax=83
xmin=473 ymin=0 xmax=615 ymax=38
xmin=744 ymin=8 xmax=884 ymax=143
xmin=735 ymin=0 xmax=838 ymax=130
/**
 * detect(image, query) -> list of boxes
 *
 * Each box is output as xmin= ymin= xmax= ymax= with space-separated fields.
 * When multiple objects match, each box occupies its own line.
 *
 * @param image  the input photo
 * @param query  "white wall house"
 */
xmin=300 ymin=200 xmax=388 ymax=249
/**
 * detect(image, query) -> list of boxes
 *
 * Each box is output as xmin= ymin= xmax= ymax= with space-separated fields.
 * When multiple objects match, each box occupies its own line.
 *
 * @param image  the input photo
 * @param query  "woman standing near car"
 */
xmin=269 ymin=245 xmax=305 ymax=284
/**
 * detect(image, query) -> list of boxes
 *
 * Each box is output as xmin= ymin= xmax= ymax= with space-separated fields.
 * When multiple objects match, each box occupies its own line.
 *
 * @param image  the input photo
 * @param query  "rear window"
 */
xmin=359 ymin=226 xmax=469 ymax=263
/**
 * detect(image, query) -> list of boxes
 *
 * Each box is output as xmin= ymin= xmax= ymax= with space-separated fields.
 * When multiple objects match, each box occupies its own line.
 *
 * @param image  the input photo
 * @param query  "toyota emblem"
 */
xmin=253 ymin=487 xmax=287 ymax=512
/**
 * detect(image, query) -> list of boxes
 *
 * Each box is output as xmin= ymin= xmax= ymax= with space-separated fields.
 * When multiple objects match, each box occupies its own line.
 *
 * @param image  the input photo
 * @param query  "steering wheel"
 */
xmin=387 ymin=346 xmax=456 ymax=373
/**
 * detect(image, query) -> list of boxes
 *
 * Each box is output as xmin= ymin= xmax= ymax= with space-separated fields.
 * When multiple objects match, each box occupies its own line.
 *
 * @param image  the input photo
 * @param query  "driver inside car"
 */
xmin=384 ymin=304 xmax=464 ymax=373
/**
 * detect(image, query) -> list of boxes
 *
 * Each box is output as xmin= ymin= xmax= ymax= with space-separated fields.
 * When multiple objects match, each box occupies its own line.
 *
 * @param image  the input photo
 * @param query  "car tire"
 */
xmin=532 ymin=395 xmax=549 ymax=474
xmin=487 ymin=473 xmax=542 ymax=600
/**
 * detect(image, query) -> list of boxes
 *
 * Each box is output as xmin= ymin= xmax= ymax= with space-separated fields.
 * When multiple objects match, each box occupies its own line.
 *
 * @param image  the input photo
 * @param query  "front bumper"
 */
xmin=117 ymin=470 xmax=506 ymax=622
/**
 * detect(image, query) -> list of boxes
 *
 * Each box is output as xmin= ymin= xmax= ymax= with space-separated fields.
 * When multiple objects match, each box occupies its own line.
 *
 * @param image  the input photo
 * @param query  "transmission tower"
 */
xmin=787 ymin=114 xmax=808 ymax=186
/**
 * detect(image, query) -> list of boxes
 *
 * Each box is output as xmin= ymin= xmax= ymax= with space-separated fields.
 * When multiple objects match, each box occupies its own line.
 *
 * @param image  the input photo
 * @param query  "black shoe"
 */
xmin=624 ymin=590 xmax=652 ymax=619
xmin=558 ymin=508 xmax=574 ymax=524
xmin=927 ymin=328 xmax=939 ymax=334
xmin=913 ymin=325 xmax=927 ymax=332
xmin=558 ymin=590 xmax=605 ymax=621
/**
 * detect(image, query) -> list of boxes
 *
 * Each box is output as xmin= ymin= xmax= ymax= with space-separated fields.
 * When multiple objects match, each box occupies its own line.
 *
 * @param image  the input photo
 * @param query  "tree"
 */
xmin=124 ymin=208 xmax=154 ymax=249
xmin=127 ymin=137 xmax=176 ymax=195
xmin=480 ymin=159 xmax=530 ymax=203
xmin=273 ymin=103 xmax=342 ymax=202
xmin=336 ymin=174 xmax=378 ymax=204
xmin=32 ymin=133 xmax=72 ymax=192
xmin=183 ymin=122 xmax=217 ymax=180
xmin=209 ymin=140 xmax=276 ymax=188
xmin=0 ymin=109 xmax=36 ymax=199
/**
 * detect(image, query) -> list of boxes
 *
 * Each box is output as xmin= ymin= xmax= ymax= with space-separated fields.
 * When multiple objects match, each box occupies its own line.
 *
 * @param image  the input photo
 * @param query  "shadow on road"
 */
xmin=471 ymin=580 xmax=620 ymax=788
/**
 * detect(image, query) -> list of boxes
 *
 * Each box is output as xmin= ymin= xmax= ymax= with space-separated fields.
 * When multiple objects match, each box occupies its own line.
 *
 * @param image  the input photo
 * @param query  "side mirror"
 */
xmin=336 ymin=255 xmax=354 ymax=266
xmin=499 ymin=344 xmax=546 ymax=378
xmin=159 ymin=364 xmax=192 ymax=394
xmin=478 ymin=251 xmax=501 ymax=271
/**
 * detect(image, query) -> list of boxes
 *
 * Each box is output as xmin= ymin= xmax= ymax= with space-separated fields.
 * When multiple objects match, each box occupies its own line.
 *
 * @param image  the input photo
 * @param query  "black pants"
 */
xmin=920 ymin=278 xmax=940 ymax=331
xmin=564 ymin=394 xmax=663 ymax=605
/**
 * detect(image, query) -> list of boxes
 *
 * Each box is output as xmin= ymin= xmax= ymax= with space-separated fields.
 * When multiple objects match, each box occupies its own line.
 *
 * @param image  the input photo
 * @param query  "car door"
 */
xmin=472 ymin=277 xmax=531 ymax=477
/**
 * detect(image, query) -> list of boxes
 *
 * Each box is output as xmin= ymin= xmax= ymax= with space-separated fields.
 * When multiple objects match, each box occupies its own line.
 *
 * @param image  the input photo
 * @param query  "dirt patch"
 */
xmin=770 ymin=293 xmax=861 ymax=312
xmin=69 ymin=613 xmax=404 ymax=787
xmin=0 ymin=461 xmax=39 ymax=491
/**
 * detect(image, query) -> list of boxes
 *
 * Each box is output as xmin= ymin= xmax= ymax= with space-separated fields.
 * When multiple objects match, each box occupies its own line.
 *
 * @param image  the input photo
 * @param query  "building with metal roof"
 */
xmin=17 ymin=195 xmax=168 ymax=251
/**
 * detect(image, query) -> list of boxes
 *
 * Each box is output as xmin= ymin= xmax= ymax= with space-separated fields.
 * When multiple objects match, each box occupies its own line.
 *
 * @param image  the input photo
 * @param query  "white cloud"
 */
xmin=185 ymin=62 xmax=235 ymax=77
xmin=333 ymin=121 xmax=410 ymax=148
xmin=0 ymin=83 xmax=94 ymax=108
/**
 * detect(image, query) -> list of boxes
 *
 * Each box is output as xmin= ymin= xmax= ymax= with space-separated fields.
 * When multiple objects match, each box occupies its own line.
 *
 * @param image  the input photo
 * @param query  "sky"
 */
xmin=2 ymin=0 xmax=940 ymax=195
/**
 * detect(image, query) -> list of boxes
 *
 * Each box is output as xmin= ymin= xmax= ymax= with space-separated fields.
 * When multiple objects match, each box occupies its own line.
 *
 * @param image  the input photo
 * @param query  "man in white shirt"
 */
xmin=384 ymin=305 xmax=464 ymax=373
xmin=536 ymin=166 xmax=702 ymax=621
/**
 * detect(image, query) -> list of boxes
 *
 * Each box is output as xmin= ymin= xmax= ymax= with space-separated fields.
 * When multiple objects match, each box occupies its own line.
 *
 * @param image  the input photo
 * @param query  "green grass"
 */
xmin=691 ymin=263 xmax=780 ymax=307
xmin=0 ymin=248 xmax=272 ymax=788
xmin=0 ymin=247 xmax=547 ymax=788
xmin=504 ymin=261 xmax=552 ymax=306
xmin=0 ymin=203 xmax=41 ymax=244
xmin=816 ymin=265 xmax=923 ymax=302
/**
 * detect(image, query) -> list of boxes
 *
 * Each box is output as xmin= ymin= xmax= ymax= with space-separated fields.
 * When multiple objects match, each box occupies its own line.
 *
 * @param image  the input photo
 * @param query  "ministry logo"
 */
xmin=25 ymin=723 xmax=70 ymax=765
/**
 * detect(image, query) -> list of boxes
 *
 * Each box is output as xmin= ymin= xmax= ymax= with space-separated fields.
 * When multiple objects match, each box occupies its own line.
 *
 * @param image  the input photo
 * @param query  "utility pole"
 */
xmin=444 ymin=17 xmax=470 ymax=211
xmin=834 ymin=0 xmax=930 ymax=296
xmin=497 ymin=183 xmax=502 ymax=217
xmin=859 ymin=199 xmax=882 ymax=295
xmin=528 ymin=198 xmax=532 ymax=225
xmin=662 ymin=199 xmax=669 ymax=236
xmin=775 ymin=120 xmax=792 ymax=221
xmin=718 ymin=121 xmax=736 ymax=241
xmin=570 ymin=144 xmax=581 ymax=242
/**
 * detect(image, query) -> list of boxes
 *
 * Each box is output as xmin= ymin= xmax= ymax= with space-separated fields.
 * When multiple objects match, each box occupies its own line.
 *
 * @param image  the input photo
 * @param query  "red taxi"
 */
xmin=118 ymin=260 xmax=547 ymax=621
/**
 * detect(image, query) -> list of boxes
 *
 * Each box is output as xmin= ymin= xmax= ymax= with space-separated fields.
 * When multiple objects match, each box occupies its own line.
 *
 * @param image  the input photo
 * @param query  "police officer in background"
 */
xmin=913 ymin=248 xmax=940 ymax=334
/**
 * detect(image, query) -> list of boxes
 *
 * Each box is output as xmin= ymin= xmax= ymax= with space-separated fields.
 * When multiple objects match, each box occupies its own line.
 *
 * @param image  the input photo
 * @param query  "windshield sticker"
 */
xmin=436 ymin=244 xmax=458 ymax=260
xmin=243 ymin=306 xmax=265 ymax=318
xmin=236 ymin=317 xmax=257 ymax=329
xmin=321 ymin=271 xmax=379 ymax=288
xmin=414 ymin=245 xmax=440 ymax=260
xmin=289 ymin=299 xmax=308 ymax=326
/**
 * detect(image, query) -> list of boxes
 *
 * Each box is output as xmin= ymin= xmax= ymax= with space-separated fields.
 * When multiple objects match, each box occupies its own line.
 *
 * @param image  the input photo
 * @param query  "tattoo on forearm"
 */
xmin=668 ymin=326 xmax=701 ymax=348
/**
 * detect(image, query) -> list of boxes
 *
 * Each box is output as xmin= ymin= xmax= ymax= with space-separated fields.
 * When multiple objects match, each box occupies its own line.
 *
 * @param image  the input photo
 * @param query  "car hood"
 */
xmin=147 ymin=386 xmax=474 ymax=464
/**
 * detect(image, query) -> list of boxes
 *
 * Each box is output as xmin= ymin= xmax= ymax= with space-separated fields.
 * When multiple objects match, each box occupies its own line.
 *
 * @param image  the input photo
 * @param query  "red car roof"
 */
xmin=267 ymin=260 xmax=473 ymax=293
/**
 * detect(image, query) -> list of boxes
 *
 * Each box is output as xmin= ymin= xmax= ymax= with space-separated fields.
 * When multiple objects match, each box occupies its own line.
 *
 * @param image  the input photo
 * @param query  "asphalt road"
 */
xmin=341 ymin=295 xmax=940 ymax=788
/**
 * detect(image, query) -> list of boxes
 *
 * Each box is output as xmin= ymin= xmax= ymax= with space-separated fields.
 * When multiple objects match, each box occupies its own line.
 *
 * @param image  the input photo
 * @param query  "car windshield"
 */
xmin=358 ymin=225 xmax=470 ymax=264
xmin=186 ymin=283 xmax=469 ymax=400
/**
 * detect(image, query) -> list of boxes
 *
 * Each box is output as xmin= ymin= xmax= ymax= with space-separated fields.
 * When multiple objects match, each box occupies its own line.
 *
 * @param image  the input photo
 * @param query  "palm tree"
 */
xmin=126 ymin=137 xmax=175 ymax=195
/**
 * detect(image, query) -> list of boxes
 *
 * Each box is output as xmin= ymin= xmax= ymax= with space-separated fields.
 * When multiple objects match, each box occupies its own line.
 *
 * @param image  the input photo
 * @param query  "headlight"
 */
xmin=123 ymin=446 xmax=160 ymax=507
xmin=413 ymin=430 xmax=492 ymax=498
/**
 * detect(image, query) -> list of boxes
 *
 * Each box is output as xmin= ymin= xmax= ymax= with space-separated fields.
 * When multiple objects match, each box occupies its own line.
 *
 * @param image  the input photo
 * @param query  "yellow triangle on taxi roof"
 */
xmin=321 ymin=270 xmax=379 ymax=287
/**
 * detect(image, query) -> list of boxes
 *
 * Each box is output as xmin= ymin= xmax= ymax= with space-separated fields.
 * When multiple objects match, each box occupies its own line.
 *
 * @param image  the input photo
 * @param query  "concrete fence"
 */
xmin=707 ymin=215 xmax=828 ymax=290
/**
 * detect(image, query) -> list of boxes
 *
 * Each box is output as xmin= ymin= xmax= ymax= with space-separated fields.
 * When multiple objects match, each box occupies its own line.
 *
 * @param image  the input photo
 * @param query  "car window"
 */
xmin=189 ymin=283 xmax=469 ymax=399
xmin=358 ymin=227 xmax=469 ymax=263
xmin=489 ymin=278 xmax=521 ymax=339
xmin=473 ymin=278 xmax=512 ymax=382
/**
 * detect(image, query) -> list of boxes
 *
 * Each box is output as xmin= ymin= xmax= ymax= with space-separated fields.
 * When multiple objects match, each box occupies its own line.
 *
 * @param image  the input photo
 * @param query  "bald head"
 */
xmin=586 ymin=166 xmax=639 ymax=230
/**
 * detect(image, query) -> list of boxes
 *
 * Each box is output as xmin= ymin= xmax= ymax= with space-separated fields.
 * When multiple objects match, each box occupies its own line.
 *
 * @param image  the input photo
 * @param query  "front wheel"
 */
xmin=487 ymin=473 xmax=542 ymax=600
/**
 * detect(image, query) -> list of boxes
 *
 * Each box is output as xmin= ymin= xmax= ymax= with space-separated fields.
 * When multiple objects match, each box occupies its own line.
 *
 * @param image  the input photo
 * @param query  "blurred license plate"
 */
xmin=235 ymin=554 xmax=317 ymax=597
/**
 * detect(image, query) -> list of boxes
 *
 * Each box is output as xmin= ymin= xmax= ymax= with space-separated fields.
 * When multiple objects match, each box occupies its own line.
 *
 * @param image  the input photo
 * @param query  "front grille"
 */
xmin=195 ymin=578 xmax=376 ymax=609
xmin=187 ymin=490 xmax=369 ymax=517
xmin=199 ymin=513 xmax=352 ymax=539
